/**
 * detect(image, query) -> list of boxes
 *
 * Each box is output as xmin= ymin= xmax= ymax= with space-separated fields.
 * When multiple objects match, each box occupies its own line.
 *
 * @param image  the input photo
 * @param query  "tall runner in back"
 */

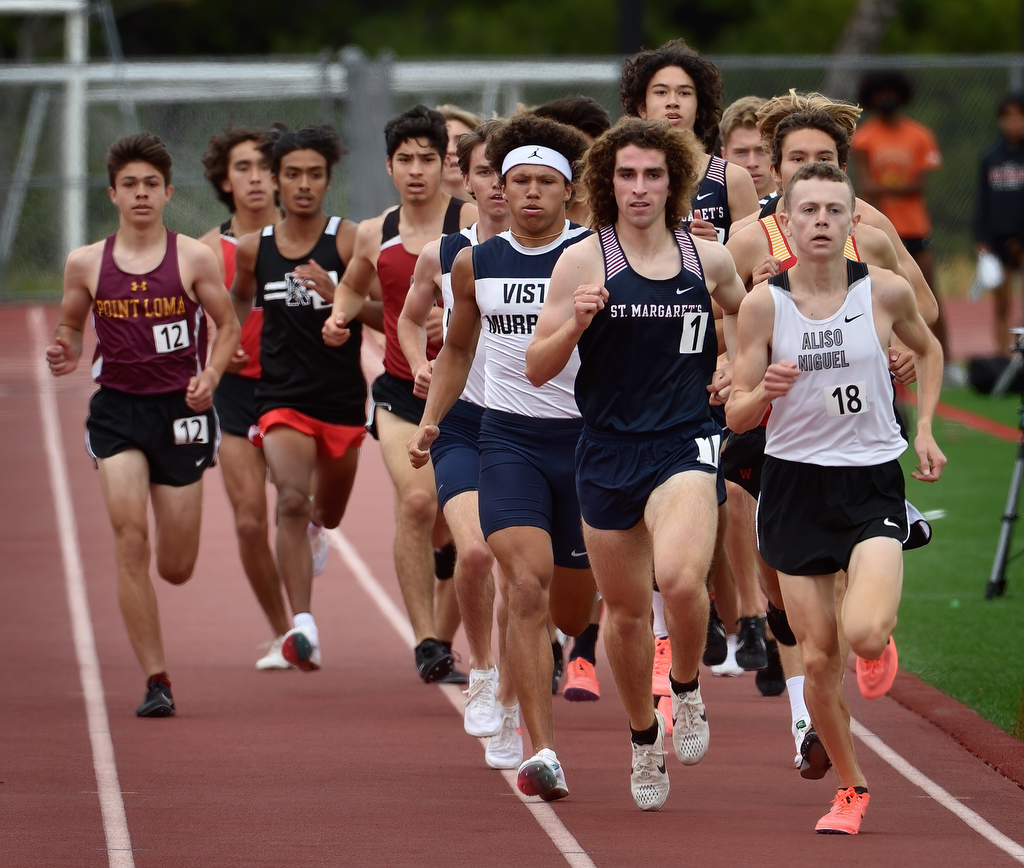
xmin=46 ymin=133 xmax=240 ymax=717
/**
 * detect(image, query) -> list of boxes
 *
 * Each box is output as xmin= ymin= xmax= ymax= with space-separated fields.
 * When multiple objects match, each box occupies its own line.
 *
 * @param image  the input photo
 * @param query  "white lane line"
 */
xmin=30 ymin=307 xmax=136 ymax=868
xmin=325 ymin=526 xmax=596 ymax=868
xmin=852 ymin=717 xmax=1024 ymax=862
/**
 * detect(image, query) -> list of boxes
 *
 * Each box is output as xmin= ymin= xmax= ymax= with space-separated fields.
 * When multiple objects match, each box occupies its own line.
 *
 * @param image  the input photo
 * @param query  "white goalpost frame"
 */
xmin=0 ymin=0 xmax=88 ymax=256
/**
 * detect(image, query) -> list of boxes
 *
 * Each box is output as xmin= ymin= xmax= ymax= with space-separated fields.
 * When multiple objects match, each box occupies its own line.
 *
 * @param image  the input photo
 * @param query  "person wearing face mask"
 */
xmin=851 ymin=71 xmax=957 ymax=383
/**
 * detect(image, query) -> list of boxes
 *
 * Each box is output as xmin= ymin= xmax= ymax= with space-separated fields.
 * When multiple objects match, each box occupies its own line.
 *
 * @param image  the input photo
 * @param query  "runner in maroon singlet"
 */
xmin=324 ymin=104 xmax=476 ymax=683
xmin=46 ymin=132 xmax=240 ymax=717
xmin=199 ymin=128 xmax=293 ymax=670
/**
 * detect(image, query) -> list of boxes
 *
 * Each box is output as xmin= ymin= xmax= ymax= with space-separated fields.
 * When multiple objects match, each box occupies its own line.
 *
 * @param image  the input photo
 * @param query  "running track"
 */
xmin=2 ymin=303 xmax=1023 ymax=868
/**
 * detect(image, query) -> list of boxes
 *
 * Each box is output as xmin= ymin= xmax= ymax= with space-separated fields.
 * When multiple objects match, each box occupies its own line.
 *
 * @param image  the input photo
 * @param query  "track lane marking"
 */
xmin=325 ymin=526 xmax=597 ymax=868
xmin=30 ymin=307 xmax=136 ymax=868
xmin=852 ymin=718 xmax=1024 ymax=862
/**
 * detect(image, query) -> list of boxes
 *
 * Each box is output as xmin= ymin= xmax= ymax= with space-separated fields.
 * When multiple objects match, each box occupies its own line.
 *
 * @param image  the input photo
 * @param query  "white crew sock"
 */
xmin=787 ymin=675 xmax=808 ymax=723
xmin=652 ymin=590 xmax=668 ymax=639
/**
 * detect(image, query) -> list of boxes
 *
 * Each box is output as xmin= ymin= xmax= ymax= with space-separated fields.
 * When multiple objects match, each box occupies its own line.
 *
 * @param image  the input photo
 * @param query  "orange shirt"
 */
xmin=852 ymin=116 xmax=942 ymax=239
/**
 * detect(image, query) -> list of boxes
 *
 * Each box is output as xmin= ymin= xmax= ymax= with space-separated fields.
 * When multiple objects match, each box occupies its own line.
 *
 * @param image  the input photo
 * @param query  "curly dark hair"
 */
xmin=857 ymin=70 xmax=913 ymax=110
xmin=106 ymin=132 xmax=172 ymax=187
xmin=485 ymin=114 xmax=590 ymax=183
xmin=201 ymin=127 xmax=266 ymax=212
xmin=583 ymin=118 xmax=703 ymax=230
xmin=532 ymin=96 xmax=611 ymax=140
xmin=384 ymin=104 xmax=448 ymax=159
xmin=258 ymin=123 xmax=346 ymax=180
xmin=770 ymin=110 xmax=852 ymax=172
xmin=619 ymin=39 xmax=724 ymax=150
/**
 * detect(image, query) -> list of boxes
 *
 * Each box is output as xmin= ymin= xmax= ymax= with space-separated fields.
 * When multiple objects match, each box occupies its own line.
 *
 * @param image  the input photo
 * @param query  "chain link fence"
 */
xmin=1 ymin=50 xmax=1021 ymax=299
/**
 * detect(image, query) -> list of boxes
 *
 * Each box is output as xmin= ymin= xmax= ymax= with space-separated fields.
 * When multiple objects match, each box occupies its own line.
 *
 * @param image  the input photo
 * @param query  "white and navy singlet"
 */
xmin=472 ymin=221 xmax=591 ymax=417
xmin=765 ymin=260 xmax=906 ymax=467
xmin=439 ymin=225 xmax=486 ymax=407
xmin=691 ymin=154 xmax=731 ymax=242
xmin=576 ymin=224 xmax=718 ymax=434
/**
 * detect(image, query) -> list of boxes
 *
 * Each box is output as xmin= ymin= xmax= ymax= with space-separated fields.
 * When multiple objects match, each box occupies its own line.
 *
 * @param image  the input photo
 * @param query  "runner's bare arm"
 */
xmin=408 ymin=248 xmax=481 ymax=468
xmin=526 ymin=236 xmax=604 ymax=387
xmin=324 ymin=217 xmax=379 ymax=345
xmin=185 ymin=237 xmax=240 ymax=411
xmin=228 ymin=231 xmax=260 ymax=326
xmin=726 ymin=283 xmax=794 ymax=433
xmin=398 ymin=238 xmax=443 ymax=399
xmin=47 ymin=244 xmax=100 ymax=376
xmin=874 ymin=267 xmax=946 ymax=482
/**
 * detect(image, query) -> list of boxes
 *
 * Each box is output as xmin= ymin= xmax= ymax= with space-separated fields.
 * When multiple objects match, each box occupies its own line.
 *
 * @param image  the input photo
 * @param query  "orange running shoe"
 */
xmin=564 ymin=658 xmax=600 ymax=701
xmin=856 ymin=637 xmax=899 ymax=700
xmin=815 ymin=787 xmax=870 ymax=835
xmin=652 ymin=637 xmax=672 ymax=696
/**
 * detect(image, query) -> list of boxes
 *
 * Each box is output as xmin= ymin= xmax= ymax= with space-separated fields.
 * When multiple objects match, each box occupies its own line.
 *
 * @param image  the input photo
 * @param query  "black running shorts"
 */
xmin=86 ymin=387 xmax=219 ymax=487
xmin=213 ymin=372 xmax=259 ymax=438
xmin=757 ymin=456 xmax=907 ymax=576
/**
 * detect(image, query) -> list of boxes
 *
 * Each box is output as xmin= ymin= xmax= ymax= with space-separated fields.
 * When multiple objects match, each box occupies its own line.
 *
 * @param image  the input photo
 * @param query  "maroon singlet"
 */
xmin=91 ymin=230 xmax=204 ymax=394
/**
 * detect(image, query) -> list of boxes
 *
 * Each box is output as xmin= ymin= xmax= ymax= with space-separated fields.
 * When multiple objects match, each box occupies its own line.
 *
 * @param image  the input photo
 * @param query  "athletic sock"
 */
xmin=568 ymin=623 xmax=599 ymax=663
xmin=652 ymin=590 xmax=668 ymax=639
xmin=787 ymin=675 xmax=809 ymax=722
xmin=146 ymin=672 xmax=170 ymax=689
xmin=293 ymin=612 xmax=317 ymax=637
xmin=853 ymin=786 xmax=868 ymax=795
xmin=630 ymin=719 xmax=661 ymax=745
xmin=670 ymin=673 xmax=699 ymax=695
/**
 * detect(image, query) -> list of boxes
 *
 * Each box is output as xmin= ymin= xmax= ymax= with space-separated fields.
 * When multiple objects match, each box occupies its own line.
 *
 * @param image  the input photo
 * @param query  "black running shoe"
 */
xmin=415 ymin=638 xmax=455 ymax=683
xmin=799 ymin=724 xmax=832 ymax=780
xmin=766 ymin=601 xmax=796 ymax=647
xmin=551 ymin=640 xmax=565 ymax=694
xmin=435 ymin=644 xmax=469 ymax=684
xmin=702 ymin=601 xmax=728 ymax=666
xmin=735 ymin=615 xmax=768 ymax=670
xmin=755 ymin=639 xmax=786 ymax=696
xmin=136 ymin=676 xmax=175 ymax=718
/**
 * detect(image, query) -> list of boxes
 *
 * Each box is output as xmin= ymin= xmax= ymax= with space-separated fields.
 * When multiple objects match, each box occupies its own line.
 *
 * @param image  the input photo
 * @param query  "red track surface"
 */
xmin=2 ymin=303 xmax=1023 ymax=867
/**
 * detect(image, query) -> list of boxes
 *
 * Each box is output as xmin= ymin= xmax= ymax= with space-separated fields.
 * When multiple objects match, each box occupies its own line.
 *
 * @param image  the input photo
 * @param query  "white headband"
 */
xmin=501 ymin=145 xmax=573 ymax=182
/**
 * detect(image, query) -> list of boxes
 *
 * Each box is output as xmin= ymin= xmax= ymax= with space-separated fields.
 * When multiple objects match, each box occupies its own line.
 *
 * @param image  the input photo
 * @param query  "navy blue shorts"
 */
xmin=478 ymin=409 xmax=588 ymax=569
xmin=576 ymin=418 xmax=725 ymax=531
xmin=432 ymin=398 xmax=484 ymax=511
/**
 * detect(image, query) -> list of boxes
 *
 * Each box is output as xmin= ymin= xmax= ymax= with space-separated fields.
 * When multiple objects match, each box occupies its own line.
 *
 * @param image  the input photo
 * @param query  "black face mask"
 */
xmin=875 ymin=97 xmax=901 ymax=115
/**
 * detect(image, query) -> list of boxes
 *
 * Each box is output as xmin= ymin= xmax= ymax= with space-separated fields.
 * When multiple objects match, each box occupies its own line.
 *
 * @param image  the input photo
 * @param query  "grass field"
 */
xmin=897 ymin=382 xmax=1024 ymax=739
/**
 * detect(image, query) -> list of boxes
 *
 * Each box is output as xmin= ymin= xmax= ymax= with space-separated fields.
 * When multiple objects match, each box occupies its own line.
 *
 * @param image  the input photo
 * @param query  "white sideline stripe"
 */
xmin=30 ymin=307 xmax=136 ymax=868
xmin=852 ymin=718 xmax=1024 ymax=862
xmin=324 ymin=526 xmax=596 ymax=868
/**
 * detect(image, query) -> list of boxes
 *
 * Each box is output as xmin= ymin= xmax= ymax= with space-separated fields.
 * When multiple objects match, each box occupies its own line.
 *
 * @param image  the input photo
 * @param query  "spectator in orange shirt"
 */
xmin=853 ymin=71 xmax=960 ymax=383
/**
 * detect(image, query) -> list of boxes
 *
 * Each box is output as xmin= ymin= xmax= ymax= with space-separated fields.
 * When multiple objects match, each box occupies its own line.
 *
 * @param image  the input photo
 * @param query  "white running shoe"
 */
xmin=711 ymin=634 xmax=744 ymax=677
xmin=671 ymin=682 xmax=710 ymax=765
xmin=308 ymin=523 xmax=329 ymax=576
xmin=281 ymin=625 xmax=321 ymax=671
xmin=464 ymin=668 xmax=502 ymax=737
xmin=793 ymin=715 xmax=810 ymax=768
xmin=485 ymin=703 xmax=523 ymax=770
xmin=517 ymin=748 xmax=568 ymax=801
xmin=631 ymin=710 xmax=670 ymax=812
xmin=255 ymin=636 xmax=292 ymax=671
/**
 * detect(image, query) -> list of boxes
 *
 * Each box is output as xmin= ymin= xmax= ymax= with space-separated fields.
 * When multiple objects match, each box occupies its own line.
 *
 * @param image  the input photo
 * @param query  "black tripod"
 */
xmin=987 ymin=338 xmax=1024 ymax=598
